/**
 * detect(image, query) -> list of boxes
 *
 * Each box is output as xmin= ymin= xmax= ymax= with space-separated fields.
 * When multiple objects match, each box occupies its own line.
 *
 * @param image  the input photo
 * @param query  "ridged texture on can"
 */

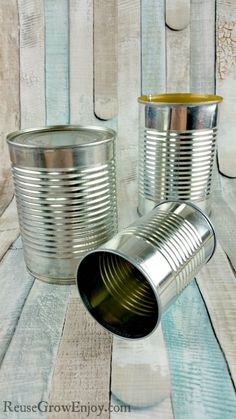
xmin=98 ymin=253 xmax=157 ymax=317
xmin=12 ymin=161 xmax=117 ymax=283
xmin=139 ymin=127 xmax=217 ymax=208
xmin=99 ymin=209 xmax=206 ymax=316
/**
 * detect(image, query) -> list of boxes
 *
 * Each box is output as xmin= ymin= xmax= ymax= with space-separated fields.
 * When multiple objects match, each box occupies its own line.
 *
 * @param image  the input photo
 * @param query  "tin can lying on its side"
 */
xmin=7 ymin=125 xmax=117 ymax=284
xmin=138 ymin=93 xmax=223 ymax=216
xmin=77 ymin=201 xmax=216 ymax=339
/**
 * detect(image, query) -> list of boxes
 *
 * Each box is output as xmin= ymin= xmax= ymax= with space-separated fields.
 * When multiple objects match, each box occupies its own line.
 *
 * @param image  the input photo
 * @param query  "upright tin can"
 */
xmin=138 ymin=93 xmax=223 ymax=215
xmin=7 ymin=125 xmax=117 ymax=284
xmin=76 ymin=201 xmax=216 ymax=340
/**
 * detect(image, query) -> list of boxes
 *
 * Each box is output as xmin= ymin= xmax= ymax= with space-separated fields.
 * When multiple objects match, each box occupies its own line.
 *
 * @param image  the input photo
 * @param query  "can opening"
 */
xmin=77 ymin=251 xmax=159 ymax=339
xmin=138 ymin=93 xmax=223 ymax=104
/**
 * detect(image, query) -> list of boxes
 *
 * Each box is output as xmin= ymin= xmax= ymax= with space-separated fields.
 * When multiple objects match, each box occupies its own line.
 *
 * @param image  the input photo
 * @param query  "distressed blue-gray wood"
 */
xmin=141 ymin=0 xmax=166 ymax=94
xmin=44 ymin=0 xmax=70 ymax=124
xmin=0 ymin=199 xmax=19 ymax=262
xmin=216 ymin=0 xmax=236 ymax=177
xmin=0 ymin=277 xmax=71 ymax=418
xmin=0 ymin=238 xmax=34 ymax=366
xmin=162 ymin=281 xmax=236 ymax=419
xmin=18 ymin=0 xmax=45 ymax=127
xmin=190 ymin=0 xmax=215 ymax=93
xmin=0 ymin=0 xmax=19 ymax=215
xmin=197 ymin=243 xmax=236 ymax=388
xmin=94 ymin=0 xmax=118 ymax=120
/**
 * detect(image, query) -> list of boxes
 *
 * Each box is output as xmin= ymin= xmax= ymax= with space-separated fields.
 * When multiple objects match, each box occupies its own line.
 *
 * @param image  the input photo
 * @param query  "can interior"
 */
xmin=77 ymin=251 xmax=159 ymax=339
xmin=138 ymin=93 xmax=223 ymax=104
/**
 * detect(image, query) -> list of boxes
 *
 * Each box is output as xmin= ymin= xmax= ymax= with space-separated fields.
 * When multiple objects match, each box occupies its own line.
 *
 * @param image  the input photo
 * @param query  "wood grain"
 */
xmin=216 ymin=0 xmax=236 ymax=177
xmin=197 ymin=243 xmax=236 ymax=388
xmin=141 ymin=0 xmax=166 ymax=94
xmin=117 ymin=0 xmax=140 ymax=228
xmin=210 ymin=173 xmax=236 ymax=269
xmin=0 ymin=280 xmax=71 ymax=416
xmin=0 ymin=199 xmax=19 ymax=262
xmin=0 ymin=238 xmax=34 ymax=365
xmin=44 ymin=0 xmax=70 ymax=124
xmin=70 ymin=0 xmax=95 ymax=124
xmin=162 ymin=281 xmax=236 ymax=418
xmin=18 ymin=0 xmax=45 ymax=128
xmin=47 ymin=288 xmax=112 ymax=419
xmin=166 ymin=0 xmax=190 ymax=31
xmin=0 ymin=0 xmax=20 ymax=214
xmin=190 ymin=0 xmax=215 ymax=93
xmin=166 ymin=25 xmax=190 ymax=92
xmin=94 ymin=0 xmax=118 ymax=120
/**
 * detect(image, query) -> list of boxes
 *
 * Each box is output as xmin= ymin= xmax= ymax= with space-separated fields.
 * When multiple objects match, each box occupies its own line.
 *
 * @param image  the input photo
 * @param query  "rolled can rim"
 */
xmin=7 ymin=124 xmax=116 ymax=149
xmin=153 ymin=199 xmax=217 ymax=263
xmin=76 ymin=247 xmax=162 ymax=340
xmin=138 ymin=93 xmax=223 ymax=105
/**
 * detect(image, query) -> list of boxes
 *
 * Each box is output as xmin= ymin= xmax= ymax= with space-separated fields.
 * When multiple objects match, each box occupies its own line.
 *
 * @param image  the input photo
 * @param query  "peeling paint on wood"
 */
xmin=216 ymin=0 xmax=236 ymax=177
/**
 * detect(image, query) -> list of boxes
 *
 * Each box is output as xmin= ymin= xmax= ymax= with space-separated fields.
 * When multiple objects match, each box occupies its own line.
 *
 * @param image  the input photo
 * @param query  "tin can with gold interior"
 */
xmin=138 ymin=93 xmax=223 ymax=215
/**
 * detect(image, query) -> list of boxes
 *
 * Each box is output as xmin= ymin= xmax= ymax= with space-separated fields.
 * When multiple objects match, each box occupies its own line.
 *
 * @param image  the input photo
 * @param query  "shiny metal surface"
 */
xmin=138 ymin=93 xmax=223 ymax=215
xmin=7 ymin=125 xmax=117 ymax=284
xmin=77 ymin=201 xmax=216 ymax=339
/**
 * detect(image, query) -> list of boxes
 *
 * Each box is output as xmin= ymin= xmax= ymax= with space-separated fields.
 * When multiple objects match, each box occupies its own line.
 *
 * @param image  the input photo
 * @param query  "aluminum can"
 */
xmin=77 ymin=201 xmax=216 ymax=339
xmin=7 ymin=125 xmax=117 ymax=284
xmin=138 ymin=93 xmax=223 ymax=215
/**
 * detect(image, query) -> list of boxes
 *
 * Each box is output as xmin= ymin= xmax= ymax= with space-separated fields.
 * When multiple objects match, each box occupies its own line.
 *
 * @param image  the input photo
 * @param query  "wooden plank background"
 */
xmin=0 ymin=0 xmax=236 ymax=418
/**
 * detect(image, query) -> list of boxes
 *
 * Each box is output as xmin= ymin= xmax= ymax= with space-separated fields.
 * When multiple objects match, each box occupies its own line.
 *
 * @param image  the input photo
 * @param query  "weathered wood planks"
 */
xmin=141 ymin=0 xmax=166 ymax=94
xmin=44 ymin=0 xmax=70 ymax=125
xmin=190 ymin=0 xmax=215 ymax=93
xmin=162 ymin=281 xmax=236 ymax=418
xmin=197 ymin=243 xmax=236 ymax=388
xmin=0 ymin=199 xmax=19 ymax=262
xmin=0 ymin=0 xmax=20 ymax=214
xmin=46 ymin=288 xmax=112 ymax=419
xmin=166 ymin=0 xmax=190 ymax=31
xmin=18 ymin=0 xmax=45 ymax=128
xmin=216 ymin=0 xmax=236 ymax=177
xmin=166 ymin=24 xmax=190 ymax=92
xmin=0 ymin=278 xmax=71 ymax=417
xmin=116 ymin=0 xmax=140 ymax=228
xmin=70 ymin=0 xmax=96 ymax=125
xmin=94 ymin=0 xmax=118 ymax=120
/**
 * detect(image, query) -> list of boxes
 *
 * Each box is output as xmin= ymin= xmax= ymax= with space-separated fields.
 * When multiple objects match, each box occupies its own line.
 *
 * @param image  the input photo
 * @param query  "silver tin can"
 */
xmin=7 ymin=125 xmax=117 ymax=284
xmin=138 ymin=93 xmax=223 ymax=215
xmin=77 ymin=201 xmax=216 ymax=339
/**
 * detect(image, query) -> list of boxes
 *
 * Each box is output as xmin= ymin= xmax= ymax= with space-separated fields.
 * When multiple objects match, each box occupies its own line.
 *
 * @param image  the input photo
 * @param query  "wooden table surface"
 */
xmin=0 ymin=171 xmax=236 ymax=419
xmin=1 ymin=1 xmax=236 ymax=418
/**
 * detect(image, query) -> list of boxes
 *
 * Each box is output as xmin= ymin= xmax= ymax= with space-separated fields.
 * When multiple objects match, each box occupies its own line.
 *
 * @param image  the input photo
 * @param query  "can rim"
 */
xmin=154 ymin=199 xmax=217 ymax=263
xmin=138 ymin=93 xmax=223 ymax=106
xmin=76 ymin=248 xmax=162 ymax=340
xmin=7 ymin=125 xmax=116 ymax=149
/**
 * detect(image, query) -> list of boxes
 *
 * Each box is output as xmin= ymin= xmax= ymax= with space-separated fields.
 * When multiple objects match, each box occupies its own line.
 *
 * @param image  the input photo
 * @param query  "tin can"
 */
xmin=138 ymin=93 xmax=223 ymax=215
xmin=7 ymin=125 xmax=117 ymax=284
xmin=77 ymin=201 xmax=216 ymax=339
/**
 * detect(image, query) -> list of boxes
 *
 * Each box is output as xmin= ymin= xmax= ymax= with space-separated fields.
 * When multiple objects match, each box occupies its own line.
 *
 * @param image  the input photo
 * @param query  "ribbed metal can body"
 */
xmin=138 ymin=93 xmax=223 ymax=215
xmin=77 ymin=201 xmax=216 ymax=339
xmin=7 ymin=125 xmax=118 ymax=284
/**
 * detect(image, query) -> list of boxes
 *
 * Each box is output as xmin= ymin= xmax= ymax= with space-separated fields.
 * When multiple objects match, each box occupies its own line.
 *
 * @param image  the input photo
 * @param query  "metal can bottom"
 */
xmin=26 ymin=266 xmax=75 ymax=285
xmin=138 ymin=196 xmax=212 ymax=217
xmin=24 ymin=250 xmax=78 ymax=285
